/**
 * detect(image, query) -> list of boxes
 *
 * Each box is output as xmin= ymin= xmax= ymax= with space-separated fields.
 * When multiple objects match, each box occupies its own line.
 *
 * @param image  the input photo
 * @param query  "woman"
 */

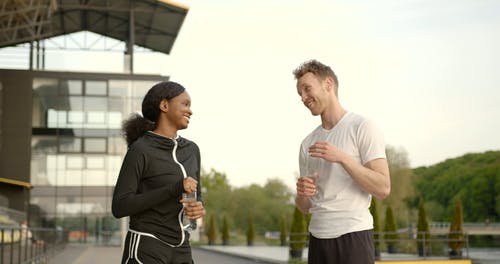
xmin=112 ymin=81 xmax=205 ymax=264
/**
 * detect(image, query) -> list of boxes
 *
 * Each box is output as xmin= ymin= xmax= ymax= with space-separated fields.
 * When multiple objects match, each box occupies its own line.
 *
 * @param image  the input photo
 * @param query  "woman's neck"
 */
xmin=152 ymin=124 xmax=177 ymax=139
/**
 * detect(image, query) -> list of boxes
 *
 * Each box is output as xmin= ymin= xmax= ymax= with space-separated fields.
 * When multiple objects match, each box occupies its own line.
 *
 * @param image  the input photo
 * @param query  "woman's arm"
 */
xmin=111 ymin=148 xmax=183 ymax=218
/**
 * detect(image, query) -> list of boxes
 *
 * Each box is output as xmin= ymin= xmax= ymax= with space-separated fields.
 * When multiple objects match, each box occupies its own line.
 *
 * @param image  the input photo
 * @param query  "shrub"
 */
xmin=221 ymin=215 xmax=230 ymax=245
xmin=207 ymin=214 xmax=217 ymax=245
xmin=448 ymin=198 xmax=465 ymax=256
xmin=370 ymin=199 xmax=381 ymax=257
xmin=417 ymin=200 xmax=430 ymax=256
xmin=280 ymin=215 xmax=287 ymax=246
xmin=384 ymin=206 xmax=398 ymax=253
xmin=289 ymin=207 xmax=307 ymax=251
xmin=246 ymin=216 xmax=255 ymax=246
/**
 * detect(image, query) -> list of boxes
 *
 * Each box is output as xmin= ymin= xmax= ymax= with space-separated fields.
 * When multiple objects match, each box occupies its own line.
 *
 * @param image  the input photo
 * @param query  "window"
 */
xmin=60 ymin=80 xmax=83 ymax=95
xmin=86 ymin=156 xmax=105 ymax=169
xmin=67 ymin=156 xmax=84 ymax=169
xmin=87 ymin=112 xmax=106 ymax=124
xmin=59 ymin=137 xmax=82 ymax=153
xmin=68 ymin=111 xmax=85 ymax=124
xmin=108 ymin=112 xmax=122 ymax=128
xmin=109 ymin=80 xmax=130 ymax=97
xmin=85 ymin=80 xmax=107 ymax=96
xmin=132 ymin=81 xmax=156 ymax=98
xmin=84 ymin=138 xmax=107 ymax=153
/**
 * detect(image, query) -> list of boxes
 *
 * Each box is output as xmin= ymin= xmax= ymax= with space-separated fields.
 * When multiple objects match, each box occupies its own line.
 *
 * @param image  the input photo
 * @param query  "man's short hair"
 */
xmin=293 ymin=59 xmax=339 ymax=95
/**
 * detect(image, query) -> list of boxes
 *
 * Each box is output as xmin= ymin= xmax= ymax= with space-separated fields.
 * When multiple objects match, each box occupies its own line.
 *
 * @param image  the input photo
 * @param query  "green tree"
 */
xmin=221 ymin=215 xmax=230 ymax=245
xmin=231 ymin=179 xmax=294 ymax=235
xmin=201 ymin=169 xmax=295 ymax=243
xmin=383 ymin=206 xmax=398 ymax=253
xmin=384 ymin=145 xmax=416 ymax=227
xmin=246 ymin=216 xmax=255 ymax=246
xmin=263 ymin=179 xmax=294 ymax=230
xmin=448 ymin=198 xmax=464 ymax=258
xmin=413 ymin=151 xmax=500 ymax=222
xmin=289 ymin=207 xmax=307 ymax=260
xmin=279 ymin=215 xmax=287 ymax=246
xmin=206 ymin=214 xmax=217 ymax=245
xmin=370 ymin=198 xmax=381 ymax=258
xmin=201 ymin=168 xmax=232 ymax=219
xmin=231 ymin=184 xmax=266 ymax=234
xmin=464 ymin=167 xmax=497 ymax=221
xmin=495 ymin=169 xmax=500 ymax=217
xmin=417 ymin=200 xmax=430 ymax=256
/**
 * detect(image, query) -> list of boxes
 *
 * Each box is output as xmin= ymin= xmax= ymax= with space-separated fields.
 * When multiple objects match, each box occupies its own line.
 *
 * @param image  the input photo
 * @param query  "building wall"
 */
xmin=0 ymin=69 xmax=33 ymax=212
xmin=0 ymin=69 xmax=168 ymax=238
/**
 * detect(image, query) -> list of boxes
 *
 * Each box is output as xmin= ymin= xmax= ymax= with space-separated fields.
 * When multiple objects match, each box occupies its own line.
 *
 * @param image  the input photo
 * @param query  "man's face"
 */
xmin=297 ymin=72 xmax=328 ymax=116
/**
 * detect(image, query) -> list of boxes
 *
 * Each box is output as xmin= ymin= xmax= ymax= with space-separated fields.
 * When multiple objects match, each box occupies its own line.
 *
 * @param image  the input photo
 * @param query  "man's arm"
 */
xmin=339 ymin=157 xmax=390 ymax=199
xmin=295 ymin=196 xmax=312 ymax=214
xmin=309 ymin=142 xmax=390 ymax=199
xmin=296 ymin=143 xmax=316 ymax=213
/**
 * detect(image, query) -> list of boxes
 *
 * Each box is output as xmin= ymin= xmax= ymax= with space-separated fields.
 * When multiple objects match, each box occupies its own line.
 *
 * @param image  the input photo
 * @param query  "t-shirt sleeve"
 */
xmin=357 ymin=119 xmax=386 ymax=165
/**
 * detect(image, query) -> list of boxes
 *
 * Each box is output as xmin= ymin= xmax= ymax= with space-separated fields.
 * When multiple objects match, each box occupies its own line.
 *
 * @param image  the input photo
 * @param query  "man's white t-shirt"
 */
xmin=299 ymin=111 xmax=386 ymax=239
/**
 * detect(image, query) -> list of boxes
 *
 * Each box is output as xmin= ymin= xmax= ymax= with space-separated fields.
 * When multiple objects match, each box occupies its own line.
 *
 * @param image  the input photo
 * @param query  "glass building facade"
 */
xmin=29 ymin=73 xmax=166 ymax=244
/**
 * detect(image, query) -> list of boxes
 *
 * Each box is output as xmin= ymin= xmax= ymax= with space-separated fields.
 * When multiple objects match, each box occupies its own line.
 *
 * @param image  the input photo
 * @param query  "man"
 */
xmin=294 ymin=60 xmax=390 ymax=264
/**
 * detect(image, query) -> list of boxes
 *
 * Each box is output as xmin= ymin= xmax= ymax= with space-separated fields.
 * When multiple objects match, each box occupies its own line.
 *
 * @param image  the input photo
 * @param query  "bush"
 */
xmin=221 ymin=215 xmax=230 ymax=245
xmin=448 ymin=198 xmax=464 ymax=257
xmin=206 ymin=214 xmax=217 ymax=245
xmin=289 ymin=207 xmax=307 ymax=251
xmin=246 ymin=216 xmax=255 ymax=246
xmin=384 ymin=206 xmax=398 ymax=253
xmin=370 ymin=199 xmax=381 ymax=258
xmin=417 ymin=200 xmax=430 ymax=256
xmin=280 ymin=215 xmax=287 ymax=246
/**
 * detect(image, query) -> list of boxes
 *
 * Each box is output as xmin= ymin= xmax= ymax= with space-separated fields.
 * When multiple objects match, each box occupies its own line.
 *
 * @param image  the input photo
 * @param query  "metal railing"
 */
xmin=0 ymin=208 xmax=25 ymax=226
xmin=430 ymin=222 xmax=500 ymax=228
xmin=0 ymin=225 xmax=67 ymax=264
xmin=375 ymin=231 xmax=470 ymax=259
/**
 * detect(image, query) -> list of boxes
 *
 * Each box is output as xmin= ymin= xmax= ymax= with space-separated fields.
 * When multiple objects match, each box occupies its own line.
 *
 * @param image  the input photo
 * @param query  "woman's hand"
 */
xmin=181 ymin=200 xmax=205 ymax=220
xmin=183 ymin=177 xmax=198 ymax=193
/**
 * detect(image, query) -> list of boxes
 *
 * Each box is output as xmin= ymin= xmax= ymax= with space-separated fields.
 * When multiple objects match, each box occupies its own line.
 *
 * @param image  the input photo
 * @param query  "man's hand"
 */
xmin=308 ymin=141 xmax=346 ymax=163
xmin=296 ymin=173 xmax=319 ymax=198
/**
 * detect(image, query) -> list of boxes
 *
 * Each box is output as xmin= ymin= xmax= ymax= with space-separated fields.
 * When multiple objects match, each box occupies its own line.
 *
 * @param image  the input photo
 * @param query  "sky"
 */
xmin=2 ymin=0 xmax=500 ymax=189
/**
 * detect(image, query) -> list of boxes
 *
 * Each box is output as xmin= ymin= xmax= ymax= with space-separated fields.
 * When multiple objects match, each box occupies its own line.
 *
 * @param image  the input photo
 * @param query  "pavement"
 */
xmin=49 ymin=244 xmax=294 ymax=264
xmin=48 ymin=243 xmax=490 ymax=264
xmin=49 ymin=244 xmax=121 ymax=264
xmin=197 ymin=245 xmax=302 ymax=264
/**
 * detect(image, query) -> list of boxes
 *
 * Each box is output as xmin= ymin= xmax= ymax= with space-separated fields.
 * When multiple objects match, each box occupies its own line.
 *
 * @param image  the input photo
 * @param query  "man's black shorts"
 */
xmin=308 ymin=229 xmax=375 ymax=264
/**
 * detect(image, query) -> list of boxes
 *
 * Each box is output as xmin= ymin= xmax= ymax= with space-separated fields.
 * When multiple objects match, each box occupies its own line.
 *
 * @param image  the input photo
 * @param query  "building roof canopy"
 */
xmin=0 ymin=0 xmax=188 ymax=54
xmin=0 ymin=177 xmax=33 ymax=189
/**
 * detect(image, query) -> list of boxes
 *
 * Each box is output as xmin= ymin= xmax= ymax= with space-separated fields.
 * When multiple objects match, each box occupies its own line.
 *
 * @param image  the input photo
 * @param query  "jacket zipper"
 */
xmin=171 ymin=138 xmax=187 ymax=247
